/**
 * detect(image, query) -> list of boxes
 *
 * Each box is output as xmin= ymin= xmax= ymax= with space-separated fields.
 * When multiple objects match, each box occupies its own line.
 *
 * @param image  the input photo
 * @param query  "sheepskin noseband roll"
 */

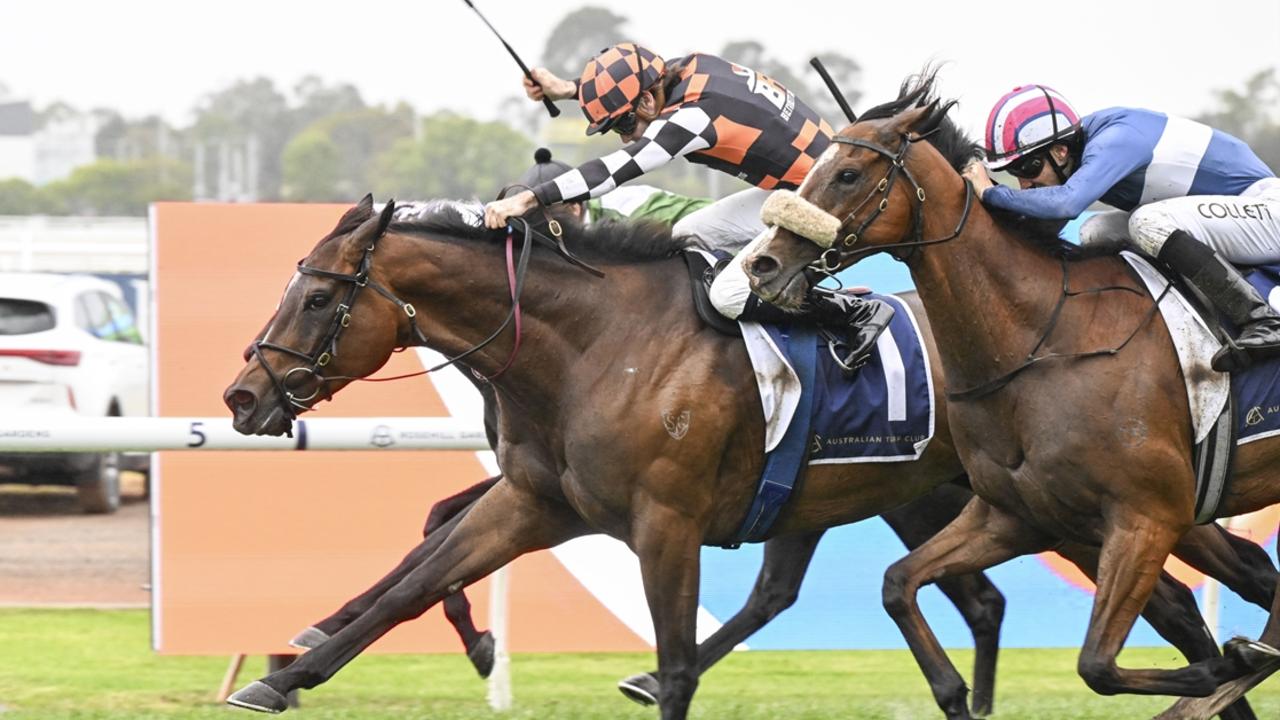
xmin=759 ymin=190 xmax=842 ymax=249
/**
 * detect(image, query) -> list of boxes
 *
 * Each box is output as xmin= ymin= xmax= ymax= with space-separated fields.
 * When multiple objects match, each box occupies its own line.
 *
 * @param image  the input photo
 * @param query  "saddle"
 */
xmin=681 ymin=250 xmax=742 ymax=337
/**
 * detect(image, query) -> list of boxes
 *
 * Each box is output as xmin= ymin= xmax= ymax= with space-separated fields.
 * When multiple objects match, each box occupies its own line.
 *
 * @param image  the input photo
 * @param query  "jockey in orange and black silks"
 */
xmin=483 ymin=43 xmax=895 ymax=373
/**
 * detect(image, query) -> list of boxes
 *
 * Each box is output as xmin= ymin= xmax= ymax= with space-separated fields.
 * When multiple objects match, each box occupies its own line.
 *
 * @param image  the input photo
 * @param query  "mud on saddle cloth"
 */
xmin=1122 ymin=252 xmax=1280 ymax=524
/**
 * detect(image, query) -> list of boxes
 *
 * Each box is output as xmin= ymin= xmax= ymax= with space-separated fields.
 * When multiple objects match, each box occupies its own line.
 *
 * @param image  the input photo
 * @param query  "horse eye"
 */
xmin=305 ymin=293 xmax=330 ymax=310
xmin=837 ymin=169 xmax=860 ymax=184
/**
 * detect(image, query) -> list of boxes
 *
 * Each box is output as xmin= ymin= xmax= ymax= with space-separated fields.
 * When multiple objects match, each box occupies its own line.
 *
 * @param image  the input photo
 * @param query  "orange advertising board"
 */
xmin=150 ymin=203 xmax=648 ymax=654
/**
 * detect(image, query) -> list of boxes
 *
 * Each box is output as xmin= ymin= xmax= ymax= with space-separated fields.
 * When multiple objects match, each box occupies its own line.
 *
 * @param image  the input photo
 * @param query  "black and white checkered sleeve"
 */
xmin=532 ymin=106 xmax=714 ymax=205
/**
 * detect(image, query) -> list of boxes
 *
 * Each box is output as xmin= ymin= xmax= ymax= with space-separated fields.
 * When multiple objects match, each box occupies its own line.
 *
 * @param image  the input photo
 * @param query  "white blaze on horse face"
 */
xmin=798 ymin=144 xmax=842 ymax=196
xmin=264 ymin=271 xmax=303 ymax=344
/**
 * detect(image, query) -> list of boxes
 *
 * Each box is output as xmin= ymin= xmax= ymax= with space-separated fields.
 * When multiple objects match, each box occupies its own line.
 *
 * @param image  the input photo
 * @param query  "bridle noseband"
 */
xmin=811 ymin=132 xmax=974 ymax=272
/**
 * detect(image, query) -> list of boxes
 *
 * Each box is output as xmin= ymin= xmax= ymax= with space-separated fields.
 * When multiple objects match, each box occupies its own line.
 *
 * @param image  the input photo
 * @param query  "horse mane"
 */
xmin=860 ymin=67 xmax=1117 ymax=261
xmin=386 ymin=200 xmax=686 ymax=264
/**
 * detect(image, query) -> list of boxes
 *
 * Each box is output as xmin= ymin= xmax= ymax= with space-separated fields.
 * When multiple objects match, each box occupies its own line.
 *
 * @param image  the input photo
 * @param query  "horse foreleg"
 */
xmin=634 ymin=504 xmax=705 ymax=720
xmin=1055 ymin=541 xmax=1258 ymax=720
xmin=294 ymin=506 xmax=469 ymax=648
xmin=882 ymin=483 xmax=1006 ymax=719
xmin=882 ymin=497 xmax=1052 ymax=720
xmin=226 ymin=481 xmax=587 ymax=714
xmin=617 ymin=530 xmax=825 ymax=707
xmin=1075 ymin=514 xmax=1253 ymax=700
xmin=293 ymin=476 xmax=499 ymax=652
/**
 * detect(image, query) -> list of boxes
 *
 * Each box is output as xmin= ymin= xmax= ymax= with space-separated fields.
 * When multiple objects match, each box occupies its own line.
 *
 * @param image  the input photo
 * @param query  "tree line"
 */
xmin=0 ymin=6 xmax=1275 ymax=217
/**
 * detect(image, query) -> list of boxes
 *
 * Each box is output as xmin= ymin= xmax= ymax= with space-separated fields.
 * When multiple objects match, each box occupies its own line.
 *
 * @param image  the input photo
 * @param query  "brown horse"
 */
xmin=221 ymin=196 xmax=1273 ymax=719
xmin=286 ymin=357 xmax=1012 ymax=710
xmin=743 ymin=71 xmax=1280 ymax=718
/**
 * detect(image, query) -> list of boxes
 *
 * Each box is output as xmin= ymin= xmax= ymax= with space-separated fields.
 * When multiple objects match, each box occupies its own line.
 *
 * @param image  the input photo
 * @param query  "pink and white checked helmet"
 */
xmin=983 ymin=85 xmax=1081 ymax=170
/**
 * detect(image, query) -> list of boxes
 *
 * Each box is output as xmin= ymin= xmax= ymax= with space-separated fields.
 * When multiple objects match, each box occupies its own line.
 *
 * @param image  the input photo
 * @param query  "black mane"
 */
xmin=387 ymin=201 xmax=685 ymax=263
xmin=860 ymin=68 xmax=1112 ymax=259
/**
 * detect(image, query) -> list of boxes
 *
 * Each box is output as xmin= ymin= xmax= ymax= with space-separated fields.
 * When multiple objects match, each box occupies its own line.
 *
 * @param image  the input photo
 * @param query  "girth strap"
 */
xmin=724 ymin=326 xmax=819 ymax=548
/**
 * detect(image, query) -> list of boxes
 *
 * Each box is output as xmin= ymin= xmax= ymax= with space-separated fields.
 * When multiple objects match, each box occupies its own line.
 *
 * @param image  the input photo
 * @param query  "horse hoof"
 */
xmin=467 ymin=631 xmax=496 ymax=679
xmin=226 ymin=681 xmax=289 ymax=714
xmin=1225 ymin=637 xmax=1280 ymax=672
xmin=288 ymin=626 xmax=330 ymax=651
xmin=617 ymin=672 xmax=659 ymax=706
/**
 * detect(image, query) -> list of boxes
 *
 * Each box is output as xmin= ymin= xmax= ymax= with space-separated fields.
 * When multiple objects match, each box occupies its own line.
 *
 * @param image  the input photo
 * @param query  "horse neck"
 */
xmin=383 ymin=231 xmax=682 ymax=407
xmin=905 ymin=165 xmax=1068 ymax=389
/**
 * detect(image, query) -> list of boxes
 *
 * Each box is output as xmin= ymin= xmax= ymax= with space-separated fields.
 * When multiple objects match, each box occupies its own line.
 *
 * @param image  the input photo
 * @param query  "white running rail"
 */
xmin=0 ymin=416 xmax=488 ymax=452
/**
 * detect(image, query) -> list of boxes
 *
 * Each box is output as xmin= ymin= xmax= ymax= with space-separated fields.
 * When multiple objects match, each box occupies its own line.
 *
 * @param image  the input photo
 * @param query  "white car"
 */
xmin=0 ymin=273 xmax=149 ymax=512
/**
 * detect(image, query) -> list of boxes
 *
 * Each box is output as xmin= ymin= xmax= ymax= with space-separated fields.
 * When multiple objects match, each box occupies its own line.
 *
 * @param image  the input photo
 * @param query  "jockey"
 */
xmin=484 ymin=42 xmax=895 ymax=370
xmin=963 ymin=84 xmax=1280 ymax=372
xmin=514 ymin=147 xmax=713 ymax=226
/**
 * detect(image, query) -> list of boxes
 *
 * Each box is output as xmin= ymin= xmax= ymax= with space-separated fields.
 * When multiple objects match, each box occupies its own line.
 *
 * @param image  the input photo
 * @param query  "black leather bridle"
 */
xmin=250 ymin=205 xmax=602 ymax=426
xmin=811 ymin=132 xmax=975 ymax=273
xmin=251 ymin=206 xmax=430 ymax=423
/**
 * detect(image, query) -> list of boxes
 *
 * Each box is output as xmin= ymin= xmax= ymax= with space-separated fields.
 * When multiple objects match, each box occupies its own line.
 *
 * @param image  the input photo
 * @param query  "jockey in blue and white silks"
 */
xmin=963 ymin=84 xmax=1280 ymax=373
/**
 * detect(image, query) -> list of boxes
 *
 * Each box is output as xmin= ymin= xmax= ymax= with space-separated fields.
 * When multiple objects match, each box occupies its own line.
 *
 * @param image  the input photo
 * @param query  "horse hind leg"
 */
xmin=930 ymin=571 xmax=1005 ymax=718
xmin=1174 ymin=522 xmax=1278 ymax=609
xmin=1156 ymin=523 xmax=1280 ymax=719
xmin=226 ymin=482 xmax=587 ymax=714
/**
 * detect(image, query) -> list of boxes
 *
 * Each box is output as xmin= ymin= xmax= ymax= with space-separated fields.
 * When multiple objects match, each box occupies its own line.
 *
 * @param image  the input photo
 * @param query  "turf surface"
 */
xmin=1 ymin=609 xmax=1277 ymax=719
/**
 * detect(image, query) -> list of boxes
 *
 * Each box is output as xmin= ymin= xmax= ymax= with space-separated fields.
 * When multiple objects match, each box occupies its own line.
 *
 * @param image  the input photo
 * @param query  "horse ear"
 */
xmin=890 ymin=104 xmax=935 ymax=136
xmin=340 ymin=198 xmax=396 ymax=265
xmin=330 ymin=194 xmax=376 ymax=235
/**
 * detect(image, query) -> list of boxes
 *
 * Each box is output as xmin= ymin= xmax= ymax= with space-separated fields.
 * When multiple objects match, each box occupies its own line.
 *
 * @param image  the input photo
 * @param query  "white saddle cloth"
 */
xmin=1120 ymin=251 xmax=1228 ymax=444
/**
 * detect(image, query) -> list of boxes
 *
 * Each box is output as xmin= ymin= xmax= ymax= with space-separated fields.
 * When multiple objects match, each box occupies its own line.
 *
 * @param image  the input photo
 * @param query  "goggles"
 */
xmin=1004 ymin=153 xmax=1047 ymax=180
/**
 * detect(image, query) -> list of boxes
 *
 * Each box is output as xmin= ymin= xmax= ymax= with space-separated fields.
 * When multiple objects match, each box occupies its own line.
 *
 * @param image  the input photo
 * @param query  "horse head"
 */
xmin=224 ymin=194 xmax=418 ymax=436
xmin=746 ymin=72 xmax=973 ymax=310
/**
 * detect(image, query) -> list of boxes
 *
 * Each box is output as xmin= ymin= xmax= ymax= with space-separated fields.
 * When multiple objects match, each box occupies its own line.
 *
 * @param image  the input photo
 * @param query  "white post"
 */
xmin=486 ymin=565 xmax=512 ymax=711
xmin=1202 ymin=561 xmax=1222 ymax=644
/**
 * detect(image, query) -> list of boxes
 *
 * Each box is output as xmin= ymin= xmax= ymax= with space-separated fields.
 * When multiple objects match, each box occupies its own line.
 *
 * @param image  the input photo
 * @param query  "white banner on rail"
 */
xmin=0 ymin=416 xmax=488 ymax=452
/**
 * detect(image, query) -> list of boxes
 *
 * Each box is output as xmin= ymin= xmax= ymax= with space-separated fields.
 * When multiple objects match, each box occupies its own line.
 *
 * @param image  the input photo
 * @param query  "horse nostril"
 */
xmin=224 ymin=387 xmax=257 ymax=416
xmin=750 ymin=254 xmax=780 ymax=279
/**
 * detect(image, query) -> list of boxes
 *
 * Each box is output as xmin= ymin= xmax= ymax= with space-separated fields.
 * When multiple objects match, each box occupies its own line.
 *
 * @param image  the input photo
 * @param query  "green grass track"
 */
xmin=1 ymin=609 xmax=1277 ymax=719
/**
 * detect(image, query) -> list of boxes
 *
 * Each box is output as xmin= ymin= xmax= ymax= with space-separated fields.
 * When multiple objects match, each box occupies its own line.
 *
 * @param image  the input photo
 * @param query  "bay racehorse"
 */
xmin=743 ymin=70 xmax=1280 ymax=718
xmin=222 ymin=195 xmax=1274 ymax=719
xmin=286 ymin=357 xmax=1014 ymax=711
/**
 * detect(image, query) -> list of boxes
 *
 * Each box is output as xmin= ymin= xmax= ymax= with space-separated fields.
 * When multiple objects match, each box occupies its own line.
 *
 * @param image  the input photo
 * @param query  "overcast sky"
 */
xmin=2 ymin=1 xmax=1278 ymax=139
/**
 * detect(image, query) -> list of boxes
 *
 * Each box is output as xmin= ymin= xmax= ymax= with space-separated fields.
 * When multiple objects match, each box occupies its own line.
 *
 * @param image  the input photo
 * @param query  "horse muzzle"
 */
xmin=224 ymin=383 xmax=293 ymax=437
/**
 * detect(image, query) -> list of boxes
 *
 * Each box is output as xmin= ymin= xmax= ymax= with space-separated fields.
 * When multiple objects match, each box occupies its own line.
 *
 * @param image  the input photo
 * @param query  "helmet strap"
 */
xmin=1046 ymin=147 xmax=1070 ymax=184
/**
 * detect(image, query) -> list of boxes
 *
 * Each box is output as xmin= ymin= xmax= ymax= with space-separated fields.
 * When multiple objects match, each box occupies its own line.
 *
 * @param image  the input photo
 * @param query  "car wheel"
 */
xmin=76 ymin=452 xmax=121 ymax=514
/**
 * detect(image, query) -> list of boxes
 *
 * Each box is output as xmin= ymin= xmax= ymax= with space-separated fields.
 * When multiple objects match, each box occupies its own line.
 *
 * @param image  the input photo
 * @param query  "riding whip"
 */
xmin=461 ymin=0 xmax=561 ymax=118
xmin=809 ymin=57 xmax=857 ymax=123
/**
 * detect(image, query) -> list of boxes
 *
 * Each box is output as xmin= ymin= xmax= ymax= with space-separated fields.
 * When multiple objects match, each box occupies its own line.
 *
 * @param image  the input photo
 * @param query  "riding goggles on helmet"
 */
xmin=1003 ymin=153 xmax=1047 ymax=180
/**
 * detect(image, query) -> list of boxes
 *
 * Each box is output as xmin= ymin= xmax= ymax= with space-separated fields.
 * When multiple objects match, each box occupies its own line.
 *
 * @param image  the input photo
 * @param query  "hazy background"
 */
xmin=0 ymin=0 xmax=1277 ymax=219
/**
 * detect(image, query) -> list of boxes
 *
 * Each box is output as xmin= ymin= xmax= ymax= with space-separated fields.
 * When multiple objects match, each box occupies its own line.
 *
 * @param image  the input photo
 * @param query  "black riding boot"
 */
xmin=740 ymin=292 xmax=895 ymax=374
xmin=1157 ymin=229 xmax=1280 ymax=372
